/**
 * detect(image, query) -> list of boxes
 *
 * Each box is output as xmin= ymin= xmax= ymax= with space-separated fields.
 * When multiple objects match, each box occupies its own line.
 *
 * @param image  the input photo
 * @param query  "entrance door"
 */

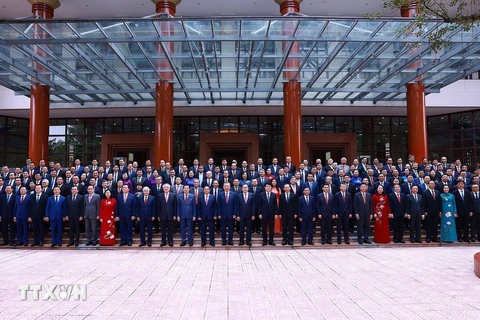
xmin=113 ymin=148 xmax=149 ymax=165
xmin=310 ymin=147 xmax=346 ymax=165
xmin=212 ymin=147 xmax=248 ymax=164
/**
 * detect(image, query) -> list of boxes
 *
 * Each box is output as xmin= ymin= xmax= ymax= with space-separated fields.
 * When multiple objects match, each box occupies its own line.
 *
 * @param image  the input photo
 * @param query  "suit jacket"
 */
xmin=0 ymin=193 xmax=16 ymax=219
xmin=14 ymin=194 xmax=30 ymax=219
xmin=236 ymin=192 xmax=255 ymax=220
xmin=334 ymin=191 xmax=352 ymax=217
xmin=302 ymin=181 xmax=319 ymax=196
xmin=354 ymin=192 xmax=372 ymax=217
xmin=247 ymin=170 xmax=259 ymax=180
xmin=217 ymin=191 xmax=237 ymax=219
xmin=297 ymin=195 xmax=316 ymax=219
xmin=372 ymin=181 xmax=391 ymax=195
xmin=201 ymin=178 xmax=214 ymax=189
xmin=29 ymin=193 xmax=48 ymax=219
xmin=388 ymin=192 xmax=407 ymax=218
xmin=283 ymin=163 xmax=296 ymax=173
xmin=132 ymin=176 xmax=147 ymax=189
xmin=83 ymin=193 xmax=101 ymax=219
xmin=157 ymin=192 xmax=177 ymax=221
xmin=278 ymin=192 xmax=297 ymax=218
xmin=115 ymin=193 xmax=136 ymax=219
xmin=177 ymin=193 xmax=197 ymax=219
xmin=422 ymin=189 xmax=441 ymax=215
xmin=471 ymin=191 xmax=480 ymax=214
xmin=400 ymin=182 xmax=417 ymax=195
xmin=405 ymin=193 xmax=424 ymax=217
xmin=317 ymin=192 xmax=335 ymax=217
xmin=453 ymin=189 xmax=471 ymax=216
xmin=197 ymin=193 xmax=216 ymax=220
xmin=136 ymin=195 xmax=156 ymax=220
xmin=66 ymin=194 xmax=84 ymax=219
xmin=258 ymin=192 xmax=277 ymax=219
xmin=46 ymin=195 xmax=67 ymax=220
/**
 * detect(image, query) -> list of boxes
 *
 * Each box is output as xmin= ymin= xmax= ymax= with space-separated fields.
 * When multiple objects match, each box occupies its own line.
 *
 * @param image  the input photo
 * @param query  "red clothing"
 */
xmin=372 ymin=193 xmax=391 ymax=243
xmin=99 ymin=198 xmax=117 ymax=246
xmin=272 ymin=187 xmax=282 ymax=233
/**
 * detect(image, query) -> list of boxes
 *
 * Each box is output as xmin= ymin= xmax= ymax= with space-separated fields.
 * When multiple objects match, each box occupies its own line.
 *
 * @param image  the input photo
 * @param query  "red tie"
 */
xmin=144 ymin=197 xmax=147 ymax=204
xmin=205 ymin=195 xmax=209 ymax=205
xmin=325 ymin=193 xmax=328 ymax=204
xmin=184 ymin=194 xmax=188 ymax=203
xmin=226 ymin=192 xmax=229 ymax=204
xmin=342 ymin=192 xmax=345 ymax=202
xmin=397 ymin=193 xmax=401 ymax=203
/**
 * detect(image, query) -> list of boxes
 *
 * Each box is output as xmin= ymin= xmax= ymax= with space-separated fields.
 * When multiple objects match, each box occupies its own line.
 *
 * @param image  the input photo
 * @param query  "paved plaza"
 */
xmin=0 ymin=247 xmax=479 ymax=320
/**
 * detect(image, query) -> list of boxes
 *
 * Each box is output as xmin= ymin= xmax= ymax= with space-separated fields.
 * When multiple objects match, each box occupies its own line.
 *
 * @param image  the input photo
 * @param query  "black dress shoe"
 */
xmin=415 ymin=240 xmax=422 ymax=243
xmin=471 ymin=239 xmax=476 ymax=243
xmin=201 ymin=243 xmax=206 ymax=247
xmin=169 ymin=243 xmax=173 ymax=247
xmin=147 ymin=243 xmax=152 ymax=247
xmin=0 ymin=242 xmax=8 ymax=246
xmin=432 ymin=238 xmax=438 ymax=243
xmin=92 ymin=241 xmax=98 ymax=246
xmin=345 ymin=241 xmax=350 ymax=245
xmin=222 ymin=242 xmax=227 ymax=246
xmin=127 ymin=243 xmax=132 ymax=246
xmin=24 ymin=243 xmax=28 ymax=247
xmin=301 ymin=241 xmax=306 ymax=246
xmin=321 ymin=241 xmax=326 ymax=245
xmin=139 ymin=243 xmax=146 ymax=247
xmin=50 ymin=244 xmax=56 ymax=248
xmin=410 ymin=240 xmax=415 ymax=243
xmin=67 ymin=242 xmax=74 ymax=247
xmin=39 ymin=242 xmax=43 ymax=247
xmin=180 ymin=242 xmax=186 ymax=247
xmin=269 ymin=242 xmax=276 ymax=246
xmin=282 ymin=240 xmax=287 ymax=246
xmin=16 ymin=242 xmax=22 ymax=247
xmin=426 ymin=240 xmax=431 ymax=243
xmin=394 ymin=240 xmax=398 ymax=244
xmin=358 ymin=241 xmax=363 ymax=245
xmin=239 ymin=242 xmax=244 ymax=246
xmin=337 ymin=240 xmax=341 ymax=245
xmin=120 ymin=243 xmax=126 ymax=247
xmin=364 ymin=240 xmax=372 ymax=244
xmin=228 ymin=242 xmax=233 ymax=246
xmin=308 ymin=242 xmax=314 ymax=245
xmin=57 ymin=244 xmax=62 ymax=247
xmin=160 ymin=242 xmax=166 ymax=247
xmin=246 ymin=242 xmax=252 ymax=247
xmin=262 ymin=242 xmax=267 ymax=246
xmin=189 ymin=243 xmax=193 ymax=247
xmin=399 ymin=240 xmax=405 ymax=243
xmin=86 ymin=241 xmax=92 ymax=246
xmin=327 ymin=241 xmax=332 ymax=245
xmin=288 ymin=241 xmax=293 ymax=245
xmin=210 ymin=242 xmax=215 ymax=247
xmin=458 ymin=239 xmax=463 ymax=242
xmin=75 ymin=242 xmax=79 ymax=247
xmin=30 ymin=243 xmax=37 ymax=247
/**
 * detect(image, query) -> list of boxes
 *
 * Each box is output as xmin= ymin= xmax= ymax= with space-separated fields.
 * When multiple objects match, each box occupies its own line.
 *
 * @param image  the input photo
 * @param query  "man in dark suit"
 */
xmin=283 ymin=156 xmax=296 ymax=173
xmin=354 ymin=183 xmax=373 ymax=244
xmin=132 ymin=170 xmax=147 ymax=190
xmin=258 ymin=183 xmax=277 ymax=246
xmin=0 ymin=186 xmax=16 ymax=246
xmin=453 ymin=180 xmax=472 ymax=242
xmin=116 ymin=185 xmax=136 ymax=246
xmin=303 ymin=174 xmax=319 ymax=197
xmin=298 ymin=187 xmax=316 ymax=245
xmin=29 ymin=185 xmax=48 ymax=247
xmin=158 ymin=184 xmax=177 ymax=247
xmin=177 ymin=185 xmax=197 ymax=247
xmin=278 ymin=184 xmax=297 ymax=245
xmin=235 ymin=185 xmax=255 ymax=246
xmin=388 ymin=184 xmax=407 ymax=243
xmin=470 ymin=184 xmax=480 ymax=242
xmin=45 ymin=187 xmax=67 ymax=247
xmin=317 ymin=184 xmax=334 ymax=245
xmin=14 ymin=187 xmax=30 ymax=246
xmin=197 ymin=186 xmax=216 ymax=247
xmin=406 ymin=185 xmax=425 ymax=243
xmin=249 ymin=179 xmax=263 ymax=234
xmin=423 ymin=181 xmax=442 ymax=243
xmin=65 ymin=185 xmax=83 ymax=247
xmin=334 ymin=184 xmax=352 ymax=244
xmin=136 ymin=187 xmax=156 ymax=247
xmin=217 ymin=183 xmax=237 ymax=246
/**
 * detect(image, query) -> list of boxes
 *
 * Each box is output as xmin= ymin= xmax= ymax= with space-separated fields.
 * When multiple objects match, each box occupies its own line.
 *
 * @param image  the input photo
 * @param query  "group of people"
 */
xmin=0 ymin=154 xmax=479 ymax=247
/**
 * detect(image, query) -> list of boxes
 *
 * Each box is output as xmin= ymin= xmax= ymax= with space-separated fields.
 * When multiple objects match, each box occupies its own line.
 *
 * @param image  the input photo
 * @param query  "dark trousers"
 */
xmin=50 ymin=219 xmax=63 ymax=245
xmin=16 ymin=218 xmax=29 ymax=244
xmin=301 ymin=218 xmax=314 ymax=243
xmin=261 ymin=215 xmax=275 ymax=243
xmin=357 ymin=215 xmax=370 ymax=241
xmin=32 ymin=217 xmax=45 ymax=244
xmin=337 ymin=214 xmax=350 ymax=242
xmin=455 ymin=213 xmax=470 ymax=241
xmin=425 ymin=212 xmax=439 ymax=241
xmin=1 ymin=216 xmax=15 ymax=244
xmin=392 ymin=216 xmax=405 ymax=241
xmin=119 ymin=217 xmax=133 ymax=244
xmin=85 ymin=216 xmax=98 ymax=242
xmin=282 ymin=215 xmax=295 ymax=243
xmin=160 ymin=219 xmax=174 ymax=244
xmin=409 ymin=215 xmax=422 ymax=241
xmin=320 ymin=215 xmax=333 ymax=242
xmin=180 ymin=218 xmax=193 ymax=244
xmin=220 ymin=218 xmax=234 ymax=243
xmin=471 ymin=212 xmax=480 ymax=240
xmin=253 ymin=212 xmax=262 ymax=233
xmin=153 ymin=218 xmax=159 ymax=233
xmin=200 ymin=218 xmax=215 ymax=244
xmin=139 ymin=219 xmax=153 ymax=244
xmin=238 ymin=217 xmax=252 ymax=243
xmin=68 ymin=216 xmax=81 ymax=243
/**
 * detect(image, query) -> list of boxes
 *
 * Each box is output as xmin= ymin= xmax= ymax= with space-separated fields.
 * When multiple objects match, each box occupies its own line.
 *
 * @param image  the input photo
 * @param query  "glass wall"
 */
xmin=0 ymin=116 xmax=28 ymax=166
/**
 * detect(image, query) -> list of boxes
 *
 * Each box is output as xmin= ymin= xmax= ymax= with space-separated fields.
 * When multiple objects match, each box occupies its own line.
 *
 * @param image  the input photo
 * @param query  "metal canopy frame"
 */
xmin=0 ymin=16 xmax=479 ymax=105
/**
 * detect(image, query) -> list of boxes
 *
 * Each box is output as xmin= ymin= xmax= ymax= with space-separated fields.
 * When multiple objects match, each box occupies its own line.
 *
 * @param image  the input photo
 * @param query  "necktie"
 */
xmin=244 ymin=193 xmax=248 ymax=204
xmin=37 ymin=195 xmax=40 ymax=202
xmin=267 ymin=192 xmax=270 ymax=202
xmin=7 ymin=195 xmax=10 ymax=202
xmin=195 ymin=189 xmax=198 ymax=205
xmin=342 ymin=192 xmax=345 ymax=202
xmin=205 ymin=195 xmax=209 ymax=205
xmin=476 ymin=192 xmax=479 ymax=199
xmin=286 ymin=193 xmax=289 ymax=203
xmin=362 ymin=193 xmax=366 ymax=204
xmin=165 ymin=193 xmax=169 ymax=202
xmin=370 ymin=177 xmax=373 ymax=185
xmin=144 ymin=196 xmax=148 ymax=204
xmin=431 ymin=190 xmax=435 ymax=199
xmin=124 ymin=194 xmax=127 ymax=203
xmin=89 ymin=195 xmax=92 ymax=203
xmin=73 ymin=195 xmax=76 ymax=202
xmin=184 ymin=194 xmax=188 ymax=203
xmin=461 ymin=190 xmax=464 ymax=200
xmin=21 ymin=196 xmax=24 ymax=204
xmin=397 ymin=193 xmax=400 ymax=202
xmin=226 ymin=192 xmax=229 ymax=204
xmin=325 ymin=193 xmax=328 ymax=204
xmin=414 ymin=194 xmax=418 ymax=202
xmin=55 ymin=196 xmax=58 ymax=203
xmin=305 ymin=196 xmax=309 ymax=205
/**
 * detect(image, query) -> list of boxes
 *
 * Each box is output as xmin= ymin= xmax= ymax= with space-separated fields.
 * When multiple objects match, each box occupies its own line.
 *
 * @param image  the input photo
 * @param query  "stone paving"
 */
xmin=0 ymin=247 xmax=479 ymax=319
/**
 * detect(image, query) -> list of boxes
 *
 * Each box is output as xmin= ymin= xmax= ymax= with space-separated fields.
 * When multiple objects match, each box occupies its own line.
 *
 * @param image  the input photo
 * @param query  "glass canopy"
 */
xmin=0 ymin=16 xmax=479 ymax=105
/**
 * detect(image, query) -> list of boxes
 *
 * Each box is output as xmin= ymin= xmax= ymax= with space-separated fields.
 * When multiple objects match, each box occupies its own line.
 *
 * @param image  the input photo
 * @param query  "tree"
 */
xmin=369 ymin=1 xmax=480 ymax=52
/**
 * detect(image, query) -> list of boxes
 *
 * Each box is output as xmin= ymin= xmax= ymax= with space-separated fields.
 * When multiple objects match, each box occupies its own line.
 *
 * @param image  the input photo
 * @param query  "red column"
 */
xmin=402 ymin=2 xmax=428 ymax=159
xmin=406 ymin=83 xmax=428 ymax=160
xmin=27 ymin=0 xmax=60 ymax=164
xmin=275 ymin=0 xmax=302 ymax=167
xmin=152 ymin=0 xmax=180 ymax=165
